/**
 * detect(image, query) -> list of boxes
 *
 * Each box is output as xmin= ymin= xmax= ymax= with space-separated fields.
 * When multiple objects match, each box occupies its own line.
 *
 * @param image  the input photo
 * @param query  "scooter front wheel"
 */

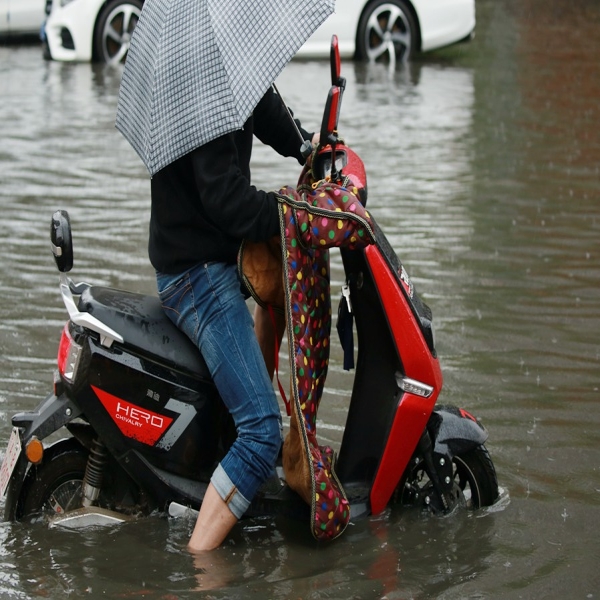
xmin=400 ymin=445 xmax=499 ymax=511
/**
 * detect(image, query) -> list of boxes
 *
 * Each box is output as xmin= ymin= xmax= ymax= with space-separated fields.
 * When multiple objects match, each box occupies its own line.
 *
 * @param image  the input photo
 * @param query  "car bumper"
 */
xmin=43 ymin=0 xmax=103 ymax=62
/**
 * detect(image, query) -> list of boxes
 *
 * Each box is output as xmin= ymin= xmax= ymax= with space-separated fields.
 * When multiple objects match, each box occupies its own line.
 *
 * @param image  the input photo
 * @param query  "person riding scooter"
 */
xmin=115 ymin=0 xmax=340 ymax=552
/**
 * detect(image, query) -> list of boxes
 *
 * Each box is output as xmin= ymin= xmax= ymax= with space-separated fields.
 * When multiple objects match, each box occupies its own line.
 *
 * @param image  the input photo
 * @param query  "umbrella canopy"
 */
xmin=116 ymin=0 xmax=335 ymax=175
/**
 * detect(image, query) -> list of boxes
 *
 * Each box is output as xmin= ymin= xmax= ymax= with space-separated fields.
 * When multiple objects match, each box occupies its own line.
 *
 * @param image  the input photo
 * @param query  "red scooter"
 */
xmin=1 ymin=38 xmax=498 ymax=531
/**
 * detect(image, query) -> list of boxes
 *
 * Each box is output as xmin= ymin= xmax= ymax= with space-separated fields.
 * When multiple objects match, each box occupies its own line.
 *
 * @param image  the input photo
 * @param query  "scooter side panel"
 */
xmin=73 ymin=336 xmax=231 ymax=484
xmin=364 ymin=245 xmax=443 ymax=514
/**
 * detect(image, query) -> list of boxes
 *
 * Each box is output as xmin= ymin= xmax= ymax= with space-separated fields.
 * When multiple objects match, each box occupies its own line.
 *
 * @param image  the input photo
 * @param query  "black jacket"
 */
xmin=149 ymin=87 xmax=310 ymax=274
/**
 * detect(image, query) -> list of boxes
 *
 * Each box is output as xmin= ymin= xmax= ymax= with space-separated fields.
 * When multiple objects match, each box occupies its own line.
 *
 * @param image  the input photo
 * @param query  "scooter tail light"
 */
xmin=57 ymin=322 xmax=82 ymax=383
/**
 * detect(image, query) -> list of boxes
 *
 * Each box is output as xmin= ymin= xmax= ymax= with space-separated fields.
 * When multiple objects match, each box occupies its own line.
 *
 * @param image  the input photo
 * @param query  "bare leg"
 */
xmin=188 ymin=483 xmax=238 ymax=552
xmin=187 ymin=306 xmax=283 ymax=553
xmin=253 ymin=304 xmax=285 ymax=380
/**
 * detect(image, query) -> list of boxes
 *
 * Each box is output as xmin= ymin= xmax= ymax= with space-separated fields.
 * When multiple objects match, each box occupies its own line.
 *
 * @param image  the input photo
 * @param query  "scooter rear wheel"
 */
xmin=17 ymin=438 xmax=88 ymax=520
xmin=400 ymin=445 xmax=499 ymax=511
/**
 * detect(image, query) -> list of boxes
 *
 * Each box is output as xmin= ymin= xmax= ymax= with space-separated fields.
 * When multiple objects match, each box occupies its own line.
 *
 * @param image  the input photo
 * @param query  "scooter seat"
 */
xmin=77 ymin=285 xmax=211 ymax=380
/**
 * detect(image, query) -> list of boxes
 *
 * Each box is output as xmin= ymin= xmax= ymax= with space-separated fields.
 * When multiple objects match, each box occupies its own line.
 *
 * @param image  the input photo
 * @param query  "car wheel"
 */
xmin=93 ymin=0 xmax=143 ymax=64
xmin=356 ymin=0 xmax=418 ymax=63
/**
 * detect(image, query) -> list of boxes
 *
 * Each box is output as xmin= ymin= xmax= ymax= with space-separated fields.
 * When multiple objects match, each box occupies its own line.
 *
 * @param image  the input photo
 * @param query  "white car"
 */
xmin=43 ymin=0 xmax=474 ymax=64
xmin=299 ymin=0 xmax=475 ymax=61
xmin=0 ymin=0 xmax=45 ymax=37
xmin=43 ymin=0 xmax=142 ymax=63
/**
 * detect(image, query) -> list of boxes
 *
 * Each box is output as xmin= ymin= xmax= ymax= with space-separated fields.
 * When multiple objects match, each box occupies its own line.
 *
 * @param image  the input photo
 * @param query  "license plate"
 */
xmin=0 ymin=428 xmax=22 ymax=498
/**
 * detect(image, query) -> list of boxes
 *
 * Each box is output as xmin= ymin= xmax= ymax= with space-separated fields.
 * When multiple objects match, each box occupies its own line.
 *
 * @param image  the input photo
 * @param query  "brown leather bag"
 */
xmin=282 ymin=399 xmax=313 ymax=504
xmin=238 ymin=237 xmax=284 ymax=311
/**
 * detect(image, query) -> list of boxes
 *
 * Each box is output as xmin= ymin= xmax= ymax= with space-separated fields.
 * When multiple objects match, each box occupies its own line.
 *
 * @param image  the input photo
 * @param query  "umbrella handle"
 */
xmin=272 ymin=84 xmax=313 ymax=159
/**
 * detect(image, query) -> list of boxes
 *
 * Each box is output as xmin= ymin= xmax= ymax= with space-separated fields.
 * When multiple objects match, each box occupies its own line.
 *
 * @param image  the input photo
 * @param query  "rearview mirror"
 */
xmin=330 ymin=35 xmax=346 ymax=91
xmin=319 ymin=85 xmax=341 ymax=147
xmin=50 ymin=210 xmax=73 ymax=273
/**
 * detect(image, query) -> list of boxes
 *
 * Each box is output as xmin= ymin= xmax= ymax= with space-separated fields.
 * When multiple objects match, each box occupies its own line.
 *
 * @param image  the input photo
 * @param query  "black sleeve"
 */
xmin=189 ymin=133 xmax=280 ymax=242
xmin=253 ymin=87 xmax=313 ymax=163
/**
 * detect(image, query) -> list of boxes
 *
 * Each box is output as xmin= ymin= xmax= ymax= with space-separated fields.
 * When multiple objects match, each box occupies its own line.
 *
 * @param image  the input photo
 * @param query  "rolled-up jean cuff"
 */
xmin=211 ymin=463 xmax=250 ymax=520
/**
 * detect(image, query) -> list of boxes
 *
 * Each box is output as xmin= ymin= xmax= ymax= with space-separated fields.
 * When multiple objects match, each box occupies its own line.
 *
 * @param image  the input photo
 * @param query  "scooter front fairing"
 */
xmin=335 ymin=217 xmax=441 ymax=513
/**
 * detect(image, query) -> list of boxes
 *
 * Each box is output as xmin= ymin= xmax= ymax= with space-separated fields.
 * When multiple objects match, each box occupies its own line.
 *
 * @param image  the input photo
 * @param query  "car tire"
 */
xmin=92 ymin=0 xmax=143 ymax=64
xmin=356 ymin=0 xmax=418 ymax=62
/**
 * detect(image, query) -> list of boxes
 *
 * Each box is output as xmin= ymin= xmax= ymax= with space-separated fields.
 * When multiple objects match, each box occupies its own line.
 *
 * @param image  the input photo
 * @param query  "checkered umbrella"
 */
xmin=116 ymin=0 xmax=335 ymax=176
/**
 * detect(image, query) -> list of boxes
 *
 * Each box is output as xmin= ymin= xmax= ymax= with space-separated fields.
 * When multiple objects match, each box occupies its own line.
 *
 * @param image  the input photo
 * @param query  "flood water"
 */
xmin=1 ymin=0 xmax=599 ymax=597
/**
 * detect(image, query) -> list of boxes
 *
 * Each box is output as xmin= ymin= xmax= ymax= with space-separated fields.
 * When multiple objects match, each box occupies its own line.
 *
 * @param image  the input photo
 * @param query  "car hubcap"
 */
xmin=365 ymin=4 xmax=412 ymax=62
xmin=102 ymin=4 xmax=141 ymax=65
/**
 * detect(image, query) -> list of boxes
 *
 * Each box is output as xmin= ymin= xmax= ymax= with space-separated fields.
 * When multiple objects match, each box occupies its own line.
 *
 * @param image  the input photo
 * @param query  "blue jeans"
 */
xmin=156 ymin=262 xmax=282 ymax=519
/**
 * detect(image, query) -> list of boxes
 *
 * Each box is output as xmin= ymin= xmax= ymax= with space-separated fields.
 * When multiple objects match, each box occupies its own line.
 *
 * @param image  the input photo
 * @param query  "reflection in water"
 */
xmin=0 ymin=507 xmax=501 ymax=597
xmin=1 ymin=0 xmax=600 ymax=595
